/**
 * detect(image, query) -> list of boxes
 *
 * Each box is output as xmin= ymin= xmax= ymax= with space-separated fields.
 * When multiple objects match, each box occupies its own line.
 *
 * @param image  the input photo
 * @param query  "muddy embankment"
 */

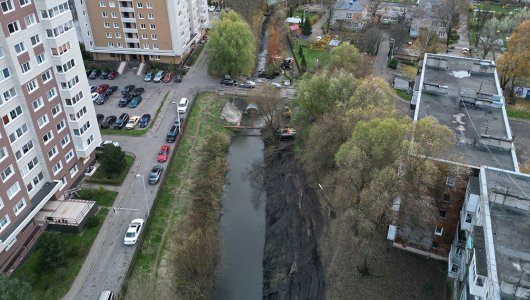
xmin=262 ymin=139 xmax=325 ymax=300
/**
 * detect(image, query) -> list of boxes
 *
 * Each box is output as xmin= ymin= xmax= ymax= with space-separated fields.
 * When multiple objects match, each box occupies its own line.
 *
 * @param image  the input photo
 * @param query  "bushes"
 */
xmin=86 ymin=154 xmax=134 ymax=185
xmin=388 ymin=58 xmax=398 ymax=69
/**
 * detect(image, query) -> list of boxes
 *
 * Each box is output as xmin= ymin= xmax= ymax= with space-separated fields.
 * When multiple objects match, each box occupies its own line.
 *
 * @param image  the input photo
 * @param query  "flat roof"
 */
xmin=483 ymin=168 xmax=530 ymax=298
xmin=415 ymin=54 xmax=516 ymax=171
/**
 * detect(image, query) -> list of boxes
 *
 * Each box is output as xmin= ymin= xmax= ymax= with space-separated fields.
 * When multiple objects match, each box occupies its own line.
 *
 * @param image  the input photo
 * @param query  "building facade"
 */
xmin=0 ymin=0 xmax=101 ymax=273
xmin=74 ymin=0 xmax=209 ymax=64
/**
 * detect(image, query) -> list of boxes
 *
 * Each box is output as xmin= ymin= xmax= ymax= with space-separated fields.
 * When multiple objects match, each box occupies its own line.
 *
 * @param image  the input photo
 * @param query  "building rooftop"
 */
xmin=415 ymin=54 xmax=517 ymax=171
xmin=483 ymin=167 xmax=530 ymax=299
xmin=335 ymin=0 xmax=365 ymax=12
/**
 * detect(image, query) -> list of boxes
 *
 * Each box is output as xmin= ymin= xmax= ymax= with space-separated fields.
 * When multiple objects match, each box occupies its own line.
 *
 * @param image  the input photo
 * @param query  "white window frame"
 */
xmin=13 ymin=198 xmax=26 ymax=216
xmin=7 ymin=182 xmax=21 ymax=199
xmin=0 ymin=215 xmax=10 ymax=233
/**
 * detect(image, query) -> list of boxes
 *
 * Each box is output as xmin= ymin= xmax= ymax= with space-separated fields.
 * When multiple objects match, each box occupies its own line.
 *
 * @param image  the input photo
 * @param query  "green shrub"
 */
xmin=85 ymin=216 xmax=99 ymax=229
xmin=388 ymin=58 xmax=398 ymax=69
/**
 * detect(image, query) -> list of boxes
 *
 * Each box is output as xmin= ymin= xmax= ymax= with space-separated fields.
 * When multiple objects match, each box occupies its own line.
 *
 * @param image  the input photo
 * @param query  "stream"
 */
xmin=214 ymin=115 xmax=266 ymax=300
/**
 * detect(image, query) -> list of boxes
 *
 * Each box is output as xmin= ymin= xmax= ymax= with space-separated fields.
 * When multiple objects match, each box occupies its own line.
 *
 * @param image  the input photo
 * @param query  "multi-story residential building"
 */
xmin=74 ymin=0 xmax=209 ymax=64
xmin=332 ymin=0 xmax=416 ymax=30
xmin=0 ymin=0 xmax=101 ymax=273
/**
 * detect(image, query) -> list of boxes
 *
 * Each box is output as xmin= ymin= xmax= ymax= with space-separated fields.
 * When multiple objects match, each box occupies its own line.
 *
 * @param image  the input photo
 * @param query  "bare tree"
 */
xmin=365 ymin=0 xmax=383 ymax=28
xmin=322 ymin=0 xmax=337 ymax=34
xmin=436 ymin=0 xmax=466 ymax=53
xmin=473 ymin=2 xmax=495 ymax=48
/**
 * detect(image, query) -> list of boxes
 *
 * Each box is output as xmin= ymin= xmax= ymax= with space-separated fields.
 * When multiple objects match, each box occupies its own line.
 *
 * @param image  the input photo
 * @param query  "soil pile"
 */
xmin=262 ymin=139 xmax=325 ymax=300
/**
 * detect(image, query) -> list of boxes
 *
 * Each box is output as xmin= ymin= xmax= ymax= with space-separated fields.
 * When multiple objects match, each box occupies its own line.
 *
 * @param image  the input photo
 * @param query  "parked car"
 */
xmin=131 ymin=87 xmax=145 ymax=96
xmin=174 ymin=117 xmax=183 ymax=127
xmin=157 ymin=145 xmax=170 ymax=162
xmin=208 ymin=5 xmax=215 ymax=11
xmin=239 ymin=80 xmax=256 ymax=88
xmin=106 ymin=86 xmax=119 ymax=95
xmin=107 ymin=70 xmax=119 ymax=80
xmin=97 ymin=114 xmax=105 ymax=125
xmin=149 ymin=165 xmax=164 ymax=184
xmin=86 ymin=70 xmax=93 ymax=77
xmin=123 ymin=219 xmax=144 ymax=245
xmin=101 ymin=115 xmax=117 ymax=128
xmin=122 ymin=85 xmax=135 ymax=95
xmin=88 ymin=69 xmax=101 ymax=79
xmin=220 ymin=78 xmax=237 ymax=86
xmin=94 ymin=93 xmax=109 ymax=105
xmin=462 ymin=47 xmax=470 ymax=54
xmin=100 ymin=70 xmax=109 ymax=79
xmin=215 ymin=6 xmax=221 ymax=12
xmin=278 ymin=127 xmax=297 ymax=140
xmin=144 ymin=71 xmax=154 ymax=82
xmin=177 ymin=97 xmax=189 ymax=114
xmin=91 ymin=92 xmax=99 ymax=101
xmin=118 ymin=95 xmax=132 ymax=107
xmin=125 ymin=115 xmax=140 ymax=129
xmin=271 ymin=82 xmax=282 ymax=88
xmin=128 ymin=96 xmax=142 ymax=108
xmin=96 ymin=140 xmax=120 ymax=150
xmin=98 ymin=290 xmax=115 ymax=300
xmin=96 ymin=84 xmax=109 ymax=94
xmin=162 ymin=72 xmax=172 ymax=83
xmin=174 ymin=74 xmax=182 ymax=83
xmin=113 ymin=113 xmax=130 ymax=129
xmin=153 ymin=70 xmax=165 ymax=83
xmin=166 ymin=125 xmax=179 ymax=142
xmin=139 ymin=113 xmax=151 ymax=128
xmin=90 ymin=85 xmax=97 ymax=93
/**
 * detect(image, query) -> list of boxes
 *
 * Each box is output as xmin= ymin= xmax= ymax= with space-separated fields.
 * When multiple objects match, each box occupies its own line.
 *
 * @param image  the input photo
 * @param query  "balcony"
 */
xmin=121 ymin=17 xmax=136 ymax=23
xmin=122 ymin=26 xmax=138 ymax=33
xmin=119 ymin=6 xmax=135 ymax=13
xmin=124 ymin=37 xmax=139 ymax=43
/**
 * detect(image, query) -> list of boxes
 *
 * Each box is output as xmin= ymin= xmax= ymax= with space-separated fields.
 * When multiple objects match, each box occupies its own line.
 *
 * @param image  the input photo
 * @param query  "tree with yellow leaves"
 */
xmin=497 ymin=20 xmax=530 ymax=95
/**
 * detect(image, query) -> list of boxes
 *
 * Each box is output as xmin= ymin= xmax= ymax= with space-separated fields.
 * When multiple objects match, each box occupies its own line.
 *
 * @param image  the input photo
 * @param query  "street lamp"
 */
xmin=135 ymin=174 xmax=149 ymax=218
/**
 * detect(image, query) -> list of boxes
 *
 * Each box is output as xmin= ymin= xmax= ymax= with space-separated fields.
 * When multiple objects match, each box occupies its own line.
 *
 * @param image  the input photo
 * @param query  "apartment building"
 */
xmin=332 ymin=0 xmax=416 ymax=29
xmin=74 ymin=0 xmax=209 ymax=64
xmin=0 ymin=0 xmax=101 ymax=273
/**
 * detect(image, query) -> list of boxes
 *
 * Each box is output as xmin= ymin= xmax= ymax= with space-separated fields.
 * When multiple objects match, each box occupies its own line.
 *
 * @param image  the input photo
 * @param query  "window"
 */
xmin=73 ymin=121 xmax=91 ymax=136
xmin=115 ymin=32 xmax=121 ymax=38
xmin=41 ymin=69 xmax=52 ymax=83
xmin=109 ymin=1 xmax=115 ymax=7
xmin=43 ymin=130 xmax=53 ymax=144
xmin=60 ymin=75 xmax=79 ymax=90
xmin=60 ymin=134 xmax=70 ymax=147
xmin=7 ymin=21 xmax=20 ymax=34
xmin=102 ymin=12 xmax=108 ymax=18
xmin=111 ymin=12 xmax=117 ymax=18
xmin=0 ymin=67 xmax=11 ymax=81
xmin=148 ymin=13 xmax=154 ymax=19
xmin=46 ymin=20 xmax=74 ymax=38
xmin=151 ymin=34 xmax=157 ymax=40
xmin=138 ymin=13 xmax=144 ymax=19
xmin=30 ymin=172 xmax=44 ymax=190
xmin=146 ymin=2 xmax=152 ymax=8
xmin=69 ymin=165 xmax=78 ymax=177
xmin=0 ymin=147 xmax=7 ymax=163
xmin=30 ymin=34 xmax=41 ymax=45
xmin=36 ymin=53 xmax=46 ymax=64
xmin=446 ymin=176 xmax=456 ymax=187
xmin=152 ymin=44 xmax=159 ymax=49
xmin=0 ymin=197 xmax=3 ymax=210
xmin=149 ymin=24 xmax=156 ymax=30
xmin=24 ymin=14 xmax=36 ymax=27
xmin=7 ymin=182 xmax=20 ymax=199
xmin=52 ymin=161 xmax=62 ymax=175
xmin=106 ymin=32 xmax=112 ymax=38
xmin=14 ymin=42 xmax=26 ymax=54
xmin=140 ymin=23 xmax=146 ymax=29
xmin=104 ymin=22 xmax=110 ymax=28
xmin=51 ymin=104 xmax=62 ymax=117
xmin=143 ymin=44 xmax=149 ymax=49
xmin=117 ymin=43 xmax=123 ymax=48
xmin=13 ymin=199 xmax=26 ymax=215
xmin=22 ymin=157 xmax=38 ymax=176
xmin=439 ymin=210 xmax=447 ymax=218
xmin=1 ymin=165 xmax=14 ymax=182
xmin=9 ymin=123 xmax=28 ymax=143
xmin=434 ymin=226 xmax=443 ymax=236
xmin=65 ymin=91 xmax=83 ymax=106
xmin=55 ymin=59 xmax=75 ymax=73
xmin=0 ymin=215 xmax=10 ymax=233
xmin=47 ymin=88 xmax=57 ymax=101
xmin=37 ymin=114 xmax=49 ymax=128
xmin=150 ymin=55 xmax=160 ymax=60
xmin=26 ymin=79 xmax=38 ymax=93
xmin=56 ymin=119 xmax=66 ymax=132
xmin=113 ymin=22 xmax=119 ymax=28
xmin=432 ymin=241 xmax=439 ymax=249
xmin=75 ymin=106 xmax=87 ymax=119
xmin=465 ymin=213 xmax=473 ymax=223
xmin=3 ymin=105 xmax=23 ymax=125
xmin=450 ymin=264 xmax=459 ymax=273
xmin=1 ymin=87 xmax=17 ymax=105
xmin=443 ymin=193 xmax=451 ymax=203
xmin=51 ymin=42 xmax=71 ymax=56
xmin=108 ymin=42 xmax=114 ymax=47
xmin=19 ymin=0 xmax=30 ymax=6
xmin=40 ymin=1 xmax=69 ymax=19
xmin=48 ymin=146 xmax=58 ymax=160
xmin=15 ymin=140 xmax=33 ymax=161
xmin=142 ymin=34 xmax=148 ymax=39
xmin=99 ymin=1 xmax=106 ymax=7
xmin=65 ymin=149 xmax=74 ymax=162
xmin=87 ymin=134 xmax=94 ymax=145
xmin=21 ymin=61 xmax=31 ymax=73
xmin=137 ymin=2 xmax=142 ymax=8
xmin=1 ymin=0 xmax=14 ymax=13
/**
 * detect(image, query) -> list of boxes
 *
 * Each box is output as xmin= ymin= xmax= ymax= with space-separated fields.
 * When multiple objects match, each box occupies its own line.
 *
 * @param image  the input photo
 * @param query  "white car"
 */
xmin=208 ymin=5 xmax=215 ymax=12
xmin=123 ymin=219 xmax=144 ymax=245
xmin=177 ymin=97 xmax=189 ymax=114
xmin=239 ymin=80 xmax=256 ymax=88
xmin=271 ymin=82 xmax=282 ymax=88
xmin=91 ymin=92 xmax=99 ymax=101
xmin=462 ymin=47 xmax=470 ymax=54
xmin=97 ymin=140 xmax=120 ymax=150
xmin=125 ymin=116 xmax=140 ymax=129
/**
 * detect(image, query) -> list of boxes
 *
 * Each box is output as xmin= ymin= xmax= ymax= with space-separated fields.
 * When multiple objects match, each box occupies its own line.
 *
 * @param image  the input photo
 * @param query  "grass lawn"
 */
xmin=474 ymin=3 xmax=518 ymax=14
xmin=395 ymin=89 xmax=413 ymax=101
xmin=187 ymin=45 xmax=204 ymax=66
xmin=507 ymin=106 xmax=530 ymax=121
xmin=293 ymin=11 xmax=320 ymax=24
xmin=294 ymin=40 xmax=330 ymax=71
xmin=12 ymin=208 xmax=109 ymax=300
xmin=99 ymin=92 xmax=169 ymax=137
xmin=77 ymin=188 xmax=118 ymax=207
xmin=124 ymin=92 xmax=231 ymax=296
xmin=86 ymin=154 xmax=134 ymax=185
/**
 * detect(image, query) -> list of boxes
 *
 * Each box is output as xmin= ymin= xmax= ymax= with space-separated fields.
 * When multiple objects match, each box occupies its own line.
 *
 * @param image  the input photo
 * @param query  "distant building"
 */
xmin=332 ymin=0 xmax=416 ymax=29
xmin=73 ymin=0 xmax=209 ymax=64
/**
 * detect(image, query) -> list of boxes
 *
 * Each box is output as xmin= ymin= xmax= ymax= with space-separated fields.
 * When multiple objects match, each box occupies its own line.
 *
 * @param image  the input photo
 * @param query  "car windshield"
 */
xmin=178 ymin=103 xmax=186 ymax=107
xmin=149 ymin=173 xmax=157 ymax=179
xmin=125 ymin=232 xmax=135 ymax=238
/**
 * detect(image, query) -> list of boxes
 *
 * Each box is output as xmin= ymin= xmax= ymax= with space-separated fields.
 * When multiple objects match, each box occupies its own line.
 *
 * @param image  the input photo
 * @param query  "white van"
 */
xmin=98 ymin=291 xmax=115 ymax=300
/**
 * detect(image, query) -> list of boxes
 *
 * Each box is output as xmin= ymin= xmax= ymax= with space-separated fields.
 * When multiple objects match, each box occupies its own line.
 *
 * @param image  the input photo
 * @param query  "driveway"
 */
xmin=64 ymin=51 xmax=217 ymax=300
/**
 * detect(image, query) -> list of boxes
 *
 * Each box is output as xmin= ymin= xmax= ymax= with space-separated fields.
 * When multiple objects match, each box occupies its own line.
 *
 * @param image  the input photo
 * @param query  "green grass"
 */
xmin=77 ymin=188 xmax=118 ymax=207
xmin=395 ymin=89 xmax=413 ymax=101
xmin=293 ymin=11 xmax=320 ymax=24
xmin=85 ymin=154 xmax=134 ymax=185
xmin=187 ymin=45 xmax=204 ymax=66
xmin=13 ymin=208 xmax=109 ymax=300
xmin=294 ymin=40 xmax=330 ymax=71
xmin=99 ymin=92 xmax=169 ymax=137
xmin=474 ymin=3 xmax=517 ymax=14
xmin=507 ymin=107 xmax=530 ymax=120
xmin=125 ymin=92 xmax=231 ymax=292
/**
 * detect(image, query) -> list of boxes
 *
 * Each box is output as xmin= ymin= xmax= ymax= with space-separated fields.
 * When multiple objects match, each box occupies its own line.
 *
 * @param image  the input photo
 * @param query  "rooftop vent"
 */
xmin=426 ymin=57 xmax=448 ymax=70
xmin=459 ymin=88 xmax=504 ymax=108
xmin=470 ymin=60 xmax=496 ymax=75
xmin=423 ymin=82 xmax=448 ymax=95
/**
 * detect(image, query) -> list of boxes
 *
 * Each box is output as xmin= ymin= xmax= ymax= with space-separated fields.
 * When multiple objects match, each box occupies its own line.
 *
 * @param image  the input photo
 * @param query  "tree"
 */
xmin=0 ymin=276 xmax=33 ymax=300
xmin=322 ymin=0 xmax=337 ymax=34
xmin=497 ymin=20 xmax=530 ymax=94
xmin=436 ymin=0 xmax=466 ymax=53
xmin=300 ymin=54 xmax=308 ymax=72
xmin=479 ymin=17 xmax=511 ymax=59
xmin=37 ymin=233 xmax=69 ymax=272
xmin=298 ymin=44 xmax=303 ymax=57
xmin=328 ymin=43 xmax=361 ymax=75
xmin=302 ymin=16 xmax=312 ymax=35
xmin=206 ymin=11 xmax=256 ymax=76
xmin=473 ymin=2 xmax=495 ymax=48
xmin=288 ymin=6 xmax=294 ymax=18
xmin=352 ymin=27 xmax=382 ymax=55
xmin=100 ymin=144 xmax=126 ymax=176
xmin=388 ymin=23 xmax=410 ymax=55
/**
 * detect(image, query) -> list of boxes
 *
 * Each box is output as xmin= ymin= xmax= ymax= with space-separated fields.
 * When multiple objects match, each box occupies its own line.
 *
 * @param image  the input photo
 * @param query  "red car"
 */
xmin=96 ymin=84 xmax=109 ymax=94
xmin=157 ymin=145 xmax=170 ymax=162
xmin=108 ymin=70 xmax=119 ymax=80
xmin=162 ymin=72 xmax=173 ymax=83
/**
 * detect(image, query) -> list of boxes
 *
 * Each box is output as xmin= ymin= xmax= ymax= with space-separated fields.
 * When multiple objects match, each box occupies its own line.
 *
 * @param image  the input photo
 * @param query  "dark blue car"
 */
xmin=139 ymin=113 xmax=151 ymax=128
